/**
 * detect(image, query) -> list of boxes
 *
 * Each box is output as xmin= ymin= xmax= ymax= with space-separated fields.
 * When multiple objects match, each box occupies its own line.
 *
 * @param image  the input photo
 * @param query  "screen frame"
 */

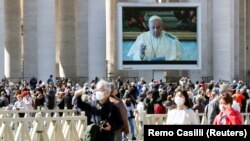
xmin=117 ymin=2 xmax=202 ymax=70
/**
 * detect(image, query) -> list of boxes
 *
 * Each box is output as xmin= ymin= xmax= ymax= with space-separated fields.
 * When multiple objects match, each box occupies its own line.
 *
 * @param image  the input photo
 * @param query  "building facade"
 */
xmin=0 ymin=0 xmax=250 ymax=83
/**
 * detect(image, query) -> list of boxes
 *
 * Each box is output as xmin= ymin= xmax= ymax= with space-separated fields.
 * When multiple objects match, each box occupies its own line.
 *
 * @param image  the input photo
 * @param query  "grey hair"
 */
xmin=96 ymin=79 xmax=111 ymax=94
xmin=148 ymin=15 xmax=163 ymax=26
xmin=219 ymin=83 xmax=231 ymax=94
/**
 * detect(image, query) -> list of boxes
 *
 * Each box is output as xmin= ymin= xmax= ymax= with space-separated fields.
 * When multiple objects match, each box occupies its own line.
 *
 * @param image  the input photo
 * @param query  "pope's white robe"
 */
xmin=127 ymin=31 xmax=187 ymax=61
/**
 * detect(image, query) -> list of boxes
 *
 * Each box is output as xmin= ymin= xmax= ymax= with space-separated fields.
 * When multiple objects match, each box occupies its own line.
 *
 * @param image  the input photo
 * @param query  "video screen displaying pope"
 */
xmin=127 ymin=15 xmax=187 ymax=61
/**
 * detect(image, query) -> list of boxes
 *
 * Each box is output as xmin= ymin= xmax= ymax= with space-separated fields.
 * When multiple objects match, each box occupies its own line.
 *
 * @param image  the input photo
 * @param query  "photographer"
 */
xmin=84 ymin=80 xmax=124 ymax=141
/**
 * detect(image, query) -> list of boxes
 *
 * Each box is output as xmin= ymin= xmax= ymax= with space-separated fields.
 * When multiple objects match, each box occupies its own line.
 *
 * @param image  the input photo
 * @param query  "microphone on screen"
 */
xmin=140 ymin=44 xmax=146 ymax=60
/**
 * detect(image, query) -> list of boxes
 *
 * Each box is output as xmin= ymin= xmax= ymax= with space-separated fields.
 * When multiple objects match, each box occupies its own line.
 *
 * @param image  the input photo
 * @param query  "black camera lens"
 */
xmin=102 ymin=123 xmax=107 ymax=128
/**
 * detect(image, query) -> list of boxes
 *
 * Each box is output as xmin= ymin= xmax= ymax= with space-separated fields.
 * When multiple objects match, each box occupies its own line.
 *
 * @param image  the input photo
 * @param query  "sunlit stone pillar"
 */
xmin=23 ymin=0 xmax=38 ymax=78
xmin=246 ymin=0 xmax=250 ymax=75
xmin=37 ymin=0 xmax=56 ymax=82
xmin=237 ymin=0 xmax=247 ymax=80
xmin=4 ymin=0 xmax=22 ymax=78
xmin=212 ymin=0 xmax=235 ymax=81
xmin=76 ymin=0 xmax=88 ymax=78
xmin=0 ymin=0 xmax=4 ymax=78
xmin=106 ymin=0 xmax=117 ymax=78
xmin=88 ymin=0 xmax=106 ymax=80
xmin=57 ymin=0 xmax=77 ymax=77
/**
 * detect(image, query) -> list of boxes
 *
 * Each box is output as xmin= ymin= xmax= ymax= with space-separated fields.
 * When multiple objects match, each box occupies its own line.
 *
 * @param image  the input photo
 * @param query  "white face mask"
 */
xmin=174 ymin=96 xmax=185 ymax=105
xmin=219 ymin=104 xmax=225 ymax=111
xmin=95 ymin=91 xmax=105 ymax=101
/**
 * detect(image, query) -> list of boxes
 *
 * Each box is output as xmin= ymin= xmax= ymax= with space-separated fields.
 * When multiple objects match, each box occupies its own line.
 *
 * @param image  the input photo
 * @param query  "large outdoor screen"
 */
xmin=117 ymin=2 xmax=202 ymax=70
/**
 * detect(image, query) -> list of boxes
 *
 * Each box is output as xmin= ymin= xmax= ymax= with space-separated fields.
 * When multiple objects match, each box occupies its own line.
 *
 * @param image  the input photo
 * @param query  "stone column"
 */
xmin=37 ymin=0 xmax=56 ymax=82
xmin=247 ymin=0 xmax=250 ymax=76
xmin=55 ymin=0 xmax=60 ymax=77
xmin=212 ymin=0 xmax=235 ymax=81
xmin=106 ymin=0 xmax=116 ymax=78
xmin=237 ymin=0 xmax=247 ymax=80
xmin=23 ymin=0 xmax=37 ymax=79
xmin=0 ymin=0 xmax=4 ymax=78
xmin=88 ymin=0 xmax=106 ymax=80
xmin=187 ymin=0 xmax=213 ymax=82
xmin=57 ymin=0 xmax=77 ymax=78
xmin=107 ymin=0 xmax=139 ymax=80
xmin=76 ymin=0 xmax=88 ymax=78
xmin=178 ymin=0 xmax=188 ymax=2
xmin=134 ymin=0 xmax=156 ymax=2
xmin=4 ymin=0 xmax=22 ymax=78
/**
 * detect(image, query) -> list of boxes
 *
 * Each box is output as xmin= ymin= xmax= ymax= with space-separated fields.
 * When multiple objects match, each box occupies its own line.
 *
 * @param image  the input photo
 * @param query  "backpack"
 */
xmin=0 ymin=99 xmax=4 ymax=108
xmin=84 ymin=123 xmax=100 ymax=141
xmin=84 ymin=100 xmax=113 ymax=141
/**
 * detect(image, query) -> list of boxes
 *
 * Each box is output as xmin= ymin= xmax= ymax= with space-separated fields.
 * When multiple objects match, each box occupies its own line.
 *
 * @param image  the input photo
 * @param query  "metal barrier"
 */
xmin=5 ymin=77 xmax=89 ymax=86
xmin=102 ymin=77 xmax=139 ymax=83
xmin=165 ymin=77 xmax=182 ymax=83
xmin=134 ymin=111 xmax=250 ymax=141
xmin=1 ymin=108 xmax=249 ymax=141
xmin=0 ymin=109 xmax=78 ymax=118
xmin=0 ymin=109 xmax=87 ymax=141
xmin=56 ymin=77 xmax=89 ymax=86
xmin=201 ymin=76 xmax=213 ymax=83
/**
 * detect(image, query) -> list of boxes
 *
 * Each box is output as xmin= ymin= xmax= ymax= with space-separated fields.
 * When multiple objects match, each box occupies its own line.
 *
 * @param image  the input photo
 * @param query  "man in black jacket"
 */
xmin=85 ymin=79 xmax=124 ymax=141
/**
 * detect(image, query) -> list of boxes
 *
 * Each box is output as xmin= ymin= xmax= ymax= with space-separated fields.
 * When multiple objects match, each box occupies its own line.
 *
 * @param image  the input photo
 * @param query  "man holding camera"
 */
xmin=84 ymin=79 xmax=124 ymax=141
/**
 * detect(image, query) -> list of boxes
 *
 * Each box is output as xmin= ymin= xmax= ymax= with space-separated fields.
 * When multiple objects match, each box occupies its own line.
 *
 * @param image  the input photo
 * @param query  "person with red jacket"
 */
xmin=213 ymin=93 xmax=243 ymax=125
xmin=154 ymin=98 xmax=167 ymax=114
xmin=232 ymin=89 xmax=246 ymax=111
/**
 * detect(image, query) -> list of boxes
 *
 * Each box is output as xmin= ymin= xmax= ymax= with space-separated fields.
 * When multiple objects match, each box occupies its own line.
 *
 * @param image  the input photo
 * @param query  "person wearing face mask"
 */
xmin=84 ymin=79 xmax=124 ymax=141
xmin=166 ymin=89 xmax=199 ymax=124
xmin=213 ymin=93 xmax=243 ymax=125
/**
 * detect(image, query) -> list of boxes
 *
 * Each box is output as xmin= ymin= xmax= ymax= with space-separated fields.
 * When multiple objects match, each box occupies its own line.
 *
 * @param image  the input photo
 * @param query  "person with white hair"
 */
xmin=83 ymin=79 xmax=124 ymax=141
xmin=127 ymin=15 xmax=187 ymax=61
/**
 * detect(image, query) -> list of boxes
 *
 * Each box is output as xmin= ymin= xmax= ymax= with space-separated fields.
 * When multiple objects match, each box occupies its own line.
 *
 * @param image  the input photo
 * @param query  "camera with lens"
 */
xmin=100 ymin=120 xmax=108 ymax=128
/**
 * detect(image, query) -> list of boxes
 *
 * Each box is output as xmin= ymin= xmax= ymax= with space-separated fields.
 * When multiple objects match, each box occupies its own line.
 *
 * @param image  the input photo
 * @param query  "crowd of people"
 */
xmin=0 ymin=75 xmax=250 ymax=141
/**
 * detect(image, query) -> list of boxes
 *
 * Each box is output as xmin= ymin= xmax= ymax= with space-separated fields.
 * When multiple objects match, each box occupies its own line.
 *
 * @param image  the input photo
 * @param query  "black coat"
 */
xmin=85 ymin=100 xmax=124 ymax=141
